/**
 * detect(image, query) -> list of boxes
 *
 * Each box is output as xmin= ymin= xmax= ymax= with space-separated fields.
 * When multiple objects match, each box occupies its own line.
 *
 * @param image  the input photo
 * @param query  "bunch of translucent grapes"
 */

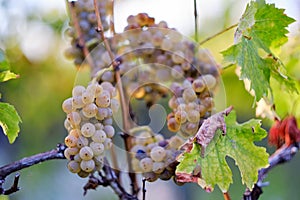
xmin=62 ymin=81 xmax=119 ymax=178
xmin=167 ymin=75 xmax=216 ymax=137
xmin=64 ymin=0 xmax=112 ymax=65
xmin=106 ymin=13 xmax=219 ymax=106
xmin=130 ymin=128 xmax=184 ymax=182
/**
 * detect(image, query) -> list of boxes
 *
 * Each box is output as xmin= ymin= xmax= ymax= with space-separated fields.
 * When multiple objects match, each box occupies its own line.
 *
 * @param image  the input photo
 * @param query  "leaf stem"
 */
xmin=199 ymin=23 xmax=238 ymax=45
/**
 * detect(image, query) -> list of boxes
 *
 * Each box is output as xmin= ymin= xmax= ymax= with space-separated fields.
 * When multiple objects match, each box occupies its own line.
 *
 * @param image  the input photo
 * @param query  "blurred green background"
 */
xmin=0 ymin=0 xmax=300 ymax=199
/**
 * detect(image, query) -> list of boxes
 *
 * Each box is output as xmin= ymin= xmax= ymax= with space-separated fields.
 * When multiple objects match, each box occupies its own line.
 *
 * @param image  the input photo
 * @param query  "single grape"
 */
xmin=94 ymin=122 xmax=104 ymax=130
xmin=92 ymin=130 xmax=107 ymax=143
xmin=103 ymin=118 xmax=113 ymax=125
xmin=77 ymin=170 xmax=90 ymax=178
xmin=139 ymin=157 xmax=153 ymax=172
xmin=77 ymin=135 xmax=89 ymax=148
xmin=167 ymin=117 xmax=180 ymax=132
xmin=67 ymin=161 xmax=81 ymax=173
xmin=187 ymin=110 xmax=200 ymax=123
xmin=152 ymin=162 xmax=165 ymax=174
xmin=182 ymin=87 xmax=197 ymax=102
xmin=69 ymin=129 xmax=81 ymax=138
xmin=81 ymin=122 xmax=96 ymax=137
xmin=90 ymin=142 xmax=105 ymax=156
xmin=67 ymin=112 xmax=81 ymax=126
xmin=142 ymin=172 xmax=158 ymax=182
xmin=104 ymin=125 xmax=115 ymax=138
xmin=80 ymin=159 xmax=95 ymax=173
xmin=64 ymin=147 xmax=79 ymax=160
xmin=150 ymin=146 xmax=166 ymax=162
xmin=62 ymin=98 xmax=73 ymax=114
xmin=95 ymin=90 xmax=111 ymax=108
xmin=72 ymin=96 xmax=85 ymax=109
xmin=82 ymin=91 xmax=95 ymax=104
xmin=72 ymin=85 xmax=86 ymax=97
xmin=82 ymin=103 xmax=98 ymax=118
xmin=202 ymin=74 xmax=217 ymax=89
xmin=65 ymin=135 xmax=78 ymax=148
xmin=175 ymin=110 xmax=187 ymax=124
xmin=79 ymin=146 xmax=94 ymax=160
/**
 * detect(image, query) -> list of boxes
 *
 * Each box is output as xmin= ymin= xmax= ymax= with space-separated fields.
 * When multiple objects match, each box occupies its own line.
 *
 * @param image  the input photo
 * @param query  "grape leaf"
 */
xmin=176 ymin=110 xmax=269 ymax=192
xmin=0 ymin=48 xmax=19 ymax=82
xmin=222 ymin=0 xmax=296 ymax=101
xmin=0 ymin=102 xmax=22 ymax=143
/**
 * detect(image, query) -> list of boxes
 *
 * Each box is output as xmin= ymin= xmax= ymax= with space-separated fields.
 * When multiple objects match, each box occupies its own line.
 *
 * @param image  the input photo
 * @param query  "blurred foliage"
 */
xmin=0 ymin=0 xmax=299 ymax=200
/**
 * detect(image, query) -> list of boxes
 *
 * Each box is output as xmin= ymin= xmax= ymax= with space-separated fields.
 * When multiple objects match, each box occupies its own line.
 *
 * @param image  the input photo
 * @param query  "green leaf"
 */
xmin=0 ymin=102 xmax=22 ymax=143
xmin=0 ymin=48 xmax=10 ymax=72
xmin=222 ymin=0 xmax=297 ymax=101
xmin=176 ymin=111 xmax=269 ymax=192
xmin=0 ymin=48 xmax=19 ymax=82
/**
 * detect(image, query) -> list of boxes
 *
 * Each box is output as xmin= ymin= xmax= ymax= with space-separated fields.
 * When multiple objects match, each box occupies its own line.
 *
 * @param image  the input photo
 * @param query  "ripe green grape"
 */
xmin=81 ymin=122 xmax=96 ymax=137
xmin=139 ymin=158 xmax=153 ymax=172
xmin=104 ymin=125 xmax=115 ymax=138
xmin=62 ymin=98 xmax=73 ymax=114
xmin=79 ymin=146 xmax=94 ymax=160
xmin=82 ymin=103 xmax=98 ymax=118
xmin=67 ymin=161 xmax=81 ymax=173
xmin=150 ymin=146 xmax=166 ymax=162
xmin=80 ymin=159 xmax=95 ymax=173
xmin=67 ymin=112 xmax=81 ymax=126
xmin=89 ymin=142 xmax=105 ymax=156
xmin=65 ymin=135 xmax=78 ymax=148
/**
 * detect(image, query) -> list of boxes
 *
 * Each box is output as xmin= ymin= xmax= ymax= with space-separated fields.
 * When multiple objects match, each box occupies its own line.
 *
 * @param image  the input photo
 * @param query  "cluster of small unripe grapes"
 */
xmin=64 ymin=0 xmax=112 ymax=65
xmin=167 ymin=74 xmax=216 ymax=137
xmin=62 ymin=81 xmax=119 ymax=178
xmin=130 ymin=127 xmax=184 ymax=182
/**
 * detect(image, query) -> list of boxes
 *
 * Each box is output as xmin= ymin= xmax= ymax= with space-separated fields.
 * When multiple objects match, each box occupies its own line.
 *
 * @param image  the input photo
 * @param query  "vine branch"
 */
xmin=243 ymin=143 xmax=299 ymax=200
xmin=83 ymin=159 xmax=138 ymax=200
xmin=0 ymin=144 xmax=66 ymax=195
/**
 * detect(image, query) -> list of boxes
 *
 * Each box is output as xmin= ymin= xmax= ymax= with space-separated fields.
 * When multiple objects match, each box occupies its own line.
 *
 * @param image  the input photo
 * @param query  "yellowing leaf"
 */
xmin=0 ymin=102 xmax=22 ymax=143
xmin=176 ymin=110 xmax=269 ymax=192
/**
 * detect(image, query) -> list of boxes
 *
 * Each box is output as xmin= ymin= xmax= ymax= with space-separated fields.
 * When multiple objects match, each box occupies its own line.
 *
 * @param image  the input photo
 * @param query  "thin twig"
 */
xmin=199 ymin=23 xmax=238 ymax=45
xmin=223 ymin=192 xmax=231 ymax=200
xmin=194 ymin=0 xmax=198 ymax=42
xmin=142 ymin=178 xmax=146 ymax=200
xmin=243 ymin=143 xmax=299 ymax=200
xmin=68 ymin=1 xmax=95 ymax=68
xmin=93 ymin=0 xmax=138 ymax=195
xmin=0 ymin=144 xmax=66 ymax=195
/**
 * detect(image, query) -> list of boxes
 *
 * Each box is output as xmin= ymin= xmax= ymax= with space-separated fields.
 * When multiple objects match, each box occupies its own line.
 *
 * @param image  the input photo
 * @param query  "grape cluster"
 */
xmin=130 ymin=127 xmax=184 ymax=182
xmin=64 ymin=0 xmax=112 ymax=65
xmin=62 ymin=81 xmax=119 ymax=178
xmin=167 ymin=74 xmax=216 ymax=137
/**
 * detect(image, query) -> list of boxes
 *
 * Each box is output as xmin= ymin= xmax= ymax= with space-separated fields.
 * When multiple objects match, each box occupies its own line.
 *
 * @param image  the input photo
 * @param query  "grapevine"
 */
xmin=0 ymin=0 xmax=299 ymax=200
